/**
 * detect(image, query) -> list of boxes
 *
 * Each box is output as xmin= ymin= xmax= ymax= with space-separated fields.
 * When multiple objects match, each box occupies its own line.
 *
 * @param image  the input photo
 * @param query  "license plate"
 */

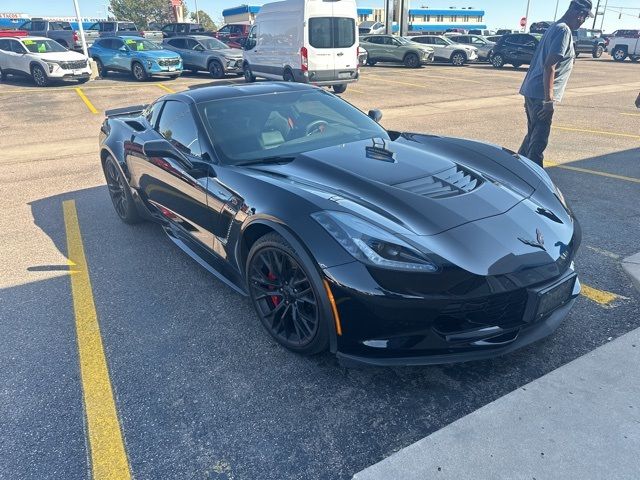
xmin=168 ymin=66 xmax=176 ymax=72
xmin=338 ymin=72 xmax=351 ymax=79
xmin=73 ymin=69 xmax=82 ymax=75
xmin=535 ymin=275 xmax=576 ymax=319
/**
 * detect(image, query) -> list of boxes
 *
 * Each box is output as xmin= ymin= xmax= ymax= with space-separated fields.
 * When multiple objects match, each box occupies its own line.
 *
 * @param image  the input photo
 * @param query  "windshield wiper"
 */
xmin=235 ymin=155 xmax=297 ymax=167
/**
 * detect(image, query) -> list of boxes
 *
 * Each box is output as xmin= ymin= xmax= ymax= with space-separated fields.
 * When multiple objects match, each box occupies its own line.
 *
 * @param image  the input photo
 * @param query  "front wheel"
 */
xmin=492 ymin=53 xmax=505 ymax=68
xmin=131 ymin=61 xmax=148 ymax=81
xmin=283 ymin=70 xmax=295 ymax=82
xmin=332 ymin=84 xmax=347 ymax=94
xmin=246 ymin=232 xmax=329 ymax=355
xmin=404 ymin=53 xmax=420 ymax=68
xmin=592 ymin=46 xmax=604 ymax=58
xmin=31 ymin=64 xmax=49 ymax=87
xmin=612 ymin=47 xmax=627 ymax=62
xmin=208 ymin=60 xmax=225 ymax=79
xmin=243 ymin=63 xmax=256 ymax=83
xmin=451 ymin=51 xmax=467 ymax=66
xmin=102 ymin=155 xmax=142 ymax=224
xmin=94 ymin=58 xmax=107 ymax=77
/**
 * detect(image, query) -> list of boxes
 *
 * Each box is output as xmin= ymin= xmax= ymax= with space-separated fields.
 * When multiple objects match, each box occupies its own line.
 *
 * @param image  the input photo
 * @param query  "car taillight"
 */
xmin=300 ymin=46 xmax=308 ymax=72
xmin=73 ymin=31 xmax=79 ymax=42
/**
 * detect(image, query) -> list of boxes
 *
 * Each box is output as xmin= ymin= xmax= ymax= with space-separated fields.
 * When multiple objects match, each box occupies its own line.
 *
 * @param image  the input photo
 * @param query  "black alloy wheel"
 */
xmin=593 ymin=46 xmax=604 ymax=58
xmin=404 ymin=53 xmax=420 ymax=68
xmin=31 ymin=64 xmax=49 ymax=87
xmin=131 ymin=61 xmax=148 ymax=81
xmin=103 ymin=156 xmax=141 ymax=224
xmin=492 ymin=53 xmax=505 ymax=68
xmin=247 ymin=233 xmax=328 ymax=354
xmin=209 ymin=60 xmax=225 ymax=79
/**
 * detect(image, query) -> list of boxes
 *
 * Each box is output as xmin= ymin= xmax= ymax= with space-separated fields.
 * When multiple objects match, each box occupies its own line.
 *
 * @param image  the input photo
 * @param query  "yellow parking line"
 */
xmin=620 ymin=112 xmax=640 ymax=117
xmin=552 ymin=125 xmax=640 ymax=140
xmin=74 ymin=87 xmax=98 ymax=114
xmin=155 ymin=83 xmax=175 ymax=93
xmin=63 ymin=200 xmax=131 ymax=480
xmin=581 ymin=284 xmax=620 ymax=306
xmin=547 ymin=163 xmax=640 ymax=184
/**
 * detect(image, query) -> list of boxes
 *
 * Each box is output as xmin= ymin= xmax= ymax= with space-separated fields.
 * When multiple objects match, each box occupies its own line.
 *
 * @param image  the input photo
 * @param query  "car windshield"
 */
xmin=123 ymin=38 xmax=161 ymax=51
xmin=22 ymin=39 xmax=67 ymax=53
xmin=197 ymin=89 xmax=389 ymax=165
xmin=199 ymin=38 xmax=228 ymax=50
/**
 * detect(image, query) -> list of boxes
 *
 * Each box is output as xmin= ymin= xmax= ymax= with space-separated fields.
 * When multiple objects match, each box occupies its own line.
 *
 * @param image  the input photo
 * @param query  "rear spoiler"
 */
xmin=105 ymin=104 xmax=147 ymax=117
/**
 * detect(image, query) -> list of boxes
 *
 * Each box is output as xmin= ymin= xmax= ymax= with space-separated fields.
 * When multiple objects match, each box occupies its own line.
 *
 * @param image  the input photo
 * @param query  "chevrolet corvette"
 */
xmin=99 ymin=83 xmax=581 ymax=366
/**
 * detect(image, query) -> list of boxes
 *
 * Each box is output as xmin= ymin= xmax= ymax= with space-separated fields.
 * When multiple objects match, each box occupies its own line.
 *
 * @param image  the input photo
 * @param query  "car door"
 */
xmin=185 ymin=38 xmax=206 ymax=69
xmin=110 ymin=38 xmax=131 ymax=70
xmin=126 ymin=100 xmax=220 ymax=246
xmin=8 ymin=40 xmax=31 ymax=73
xmin=364 ymin=36 xmax=386 ymax=60
xmin=0 ymin=39 xmax=16 ymax=73
xmin=520 ymin=35 xmax=538 ymax=63
xmin=502 ymin=35 xmax=520 ymax=62
xmin=167 ymin=38 xmax=190 ymax=67
xmin=429 ymin=37 xmax=448 ymax=59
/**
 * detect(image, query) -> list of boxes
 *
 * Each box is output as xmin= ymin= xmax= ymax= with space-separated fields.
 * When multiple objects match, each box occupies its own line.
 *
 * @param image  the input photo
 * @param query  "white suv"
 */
xmin=608 ymin=30 xmax=640 ymax=62
xmin=0 ymin=35 xmax=91 ymax=86
xmin=408 ymin=35 xmax=478 ymax=66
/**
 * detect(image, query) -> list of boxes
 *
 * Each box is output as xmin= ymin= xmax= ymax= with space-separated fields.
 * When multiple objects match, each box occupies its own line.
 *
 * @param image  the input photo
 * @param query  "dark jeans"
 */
xmin=518 ymin=97 xmax=553 ymax=168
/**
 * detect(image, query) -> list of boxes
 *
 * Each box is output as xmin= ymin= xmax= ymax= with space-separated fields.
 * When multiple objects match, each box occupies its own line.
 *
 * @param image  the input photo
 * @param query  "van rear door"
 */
xmin=331 ymin=17 xmax=357 ymax=79
xmin=307 ymin=16 xmax=357 ymax=81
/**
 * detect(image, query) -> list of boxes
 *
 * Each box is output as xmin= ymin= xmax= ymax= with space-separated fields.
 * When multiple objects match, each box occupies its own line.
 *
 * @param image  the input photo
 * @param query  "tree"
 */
xmin=109 ymin=0 xmax=175 ymax=28
xmin=190 ymin=11 xmax=218 ymax=31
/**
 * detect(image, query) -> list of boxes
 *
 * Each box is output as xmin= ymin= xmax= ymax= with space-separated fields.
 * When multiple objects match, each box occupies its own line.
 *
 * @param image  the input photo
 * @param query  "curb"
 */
xmin=622 ymin=252 xmax=640 ymax=293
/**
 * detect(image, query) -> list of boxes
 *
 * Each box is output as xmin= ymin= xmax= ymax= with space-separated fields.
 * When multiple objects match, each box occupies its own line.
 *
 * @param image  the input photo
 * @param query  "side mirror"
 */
xmin=119 ymin=45 xmax=128 ymax=52
xmin=143 ymin=139 xmax=193 ymax=169
xmin=368 ymin=109 xmax=382 ymax=123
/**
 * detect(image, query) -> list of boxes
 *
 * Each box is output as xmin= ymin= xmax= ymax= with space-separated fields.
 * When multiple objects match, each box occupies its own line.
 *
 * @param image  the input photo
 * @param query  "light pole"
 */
xmin=524 ymin=0 xmax=531 ymax=32
xmin=592 ymin=0 xmax=601 ymax=29
xmin=599 ymin=0 xmax=609 ymax=30
xmin=72 ymin=0 xmax=89 ymax=58
xmin=194 ymin=0 xmax=200 ymax=24
xmin=553 ymin=0 xmax=560 ymax=21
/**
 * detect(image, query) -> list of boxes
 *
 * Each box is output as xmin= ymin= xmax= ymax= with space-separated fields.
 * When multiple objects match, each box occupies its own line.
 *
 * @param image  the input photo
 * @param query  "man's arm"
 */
xmin=539 ymin=53 xmax=563 ymax=121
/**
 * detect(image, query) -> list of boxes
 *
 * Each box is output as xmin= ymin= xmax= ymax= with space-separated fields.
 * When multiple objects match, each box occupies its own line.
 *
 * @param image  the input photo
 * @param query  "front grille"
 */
xmin=393 ymin=165 xmax=482 ymax=199
xmin=59 ymin=60 xmax=87 ymax=70
xmin=158 ymin=58 xmax=180 ymax=67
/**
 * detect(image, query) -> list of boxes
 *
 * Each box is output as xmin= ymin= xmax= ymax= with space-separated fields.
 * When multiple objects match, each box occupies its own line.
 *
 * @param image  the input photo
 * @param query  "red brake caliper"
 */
xmin=267 ymin=271 xmax=281 ymax=306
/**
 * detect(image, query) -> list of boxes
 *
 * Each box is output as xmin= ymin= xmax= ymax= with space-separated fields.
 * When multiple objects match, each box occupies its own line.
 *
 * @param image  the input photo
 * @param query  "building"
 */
xmin=221 ymin=4 xmax=485 ymax=33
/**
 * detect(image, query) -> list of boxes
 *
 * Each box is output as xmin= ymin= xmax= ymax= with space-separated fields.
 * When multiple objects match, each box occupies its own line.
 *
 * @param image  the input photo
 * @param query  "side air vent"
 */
xmin=393 ymin=165 xmax=482 ymax=199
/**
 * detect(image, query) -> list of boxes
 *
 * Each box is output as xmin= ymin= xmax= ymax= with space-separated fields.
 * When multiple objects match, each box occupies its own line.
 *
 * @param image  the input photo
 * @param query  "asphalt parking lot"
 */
xmin=1 ymin=57 xmax=639 ymax=480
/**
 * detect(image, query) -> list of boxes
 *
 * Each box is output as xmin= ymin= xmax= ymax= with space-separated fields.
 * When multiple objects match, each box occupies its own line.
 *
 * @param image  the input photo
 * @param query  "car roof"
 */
xmin=171 ymin=35 xmax=213 ymax=40
xmin=168 ymin=82 xmax=319 ymax=104
xmin=117 ymin=35 xmax=145 ymax=40
xmin=17 ymin=36 xmax=50 ymax=41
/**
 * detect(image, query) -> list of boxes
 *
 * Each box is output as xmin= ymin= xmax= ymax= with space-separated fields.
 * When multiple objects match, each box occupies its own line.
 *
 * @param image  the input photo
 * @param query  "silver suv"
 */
xmin=163 ymin=35 xmax=243 ymax=78
xmin=409 ymin=35 xmax=479 ymax=66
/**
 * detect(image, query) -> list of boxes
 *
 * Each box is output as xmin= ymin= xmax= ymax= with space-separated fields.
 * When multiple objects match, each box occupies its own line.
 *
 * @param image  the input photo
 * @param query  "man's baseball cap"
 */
xmin=571 ymin=0 xmax=595 ymax=17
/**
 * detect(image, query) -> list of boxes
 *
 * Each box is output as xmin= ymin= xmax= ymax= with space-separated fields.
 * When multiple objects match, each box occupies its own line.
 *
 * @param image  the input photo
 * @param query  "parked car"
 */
xmin=485 ymin=35 xmax=503 ymax=43
xmin=491 ymin=33 xmax=541 ymax=68
xmin=89 ymin=36 xmax=182 ymax=81
xmin=86 ymin=21 xmax=163 ymax=43
xmin=358 ymin=21 xmax=385 ymax=35
xmin=530 ymin=21 xmax=553 ymax=34
xmin=409 ymin=35 xmax=478 ymax=66
xmin=358 ymin=46 xmax=368 ymax=66
xmin=163 ymin=35 xmax=242 ymax=78
xmin=18 ymin=18 xmax=99 ymax=51
xmin=360 ymin=35 xmax=434 ymax=67
xmin=213 ymin=24 xmax=250 ymax=49
xmin=161 ymin=23 xmax=215 ymax=38
xmin=607 ymin=30 xmax=640 ymax=62
xmin=468 ymin=29 xmax=494 ymax=36
xmin=449 ymin=34 xmax=495 ymax=61
xmin=572 ymin=28 xmax=605 ymax=58
xmin=0 ymin=34 xmax=91 ymax=86
xmin=243 ymin=0 xmax=359 ymax=94
xmin=495 ymin=29 xmax=517 ymax=36
xmin=100 ymin=82 xmax=581 ymax=365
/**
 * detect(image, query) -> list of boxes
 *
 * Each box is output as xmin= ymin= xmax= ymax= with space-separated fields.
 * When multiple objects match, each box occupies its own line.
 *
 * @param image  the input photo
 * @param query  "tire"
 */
xmin=31 ymin=64 xmax=49 ymax=87
xmin=0 ymin=66 xmax=7 ymax=81
xmin=208 ymin=60 xmax=225 ymax=79
xmin=492 ymin=53 xmax=505 ymax=68
xmin=592 ymin=46 xmax=604 ymax=58
xmin=404 ymin=52 xmax=420 ymax=68
xmin=512 ymin=62 xmax=522 ymax=68
xmin=102 ymin=155 xmax=142 ymax=224
xmin=631 ymin=56 xmax=640 ymax=63
xmin=451 ymin=51 xmax=467 ymax=66
xmin=243 ymin=63 xmax=256 ymax=83
xmin=94 ymin=58 xmax=107 ymax=78
xmin=366 ymin=59 xmax=377 ymax=66
xmin=612 ymin=47 xmax=627 ymax=62
xmin=283 ymin=69 xmax=295 ymax=82
xmin=332 ymin=84 xmax=347 ymax=94
xmin=131 ymin=61 xmax=148 ymax=81
xmin=246 ymin=232 xmax=329 ymax=355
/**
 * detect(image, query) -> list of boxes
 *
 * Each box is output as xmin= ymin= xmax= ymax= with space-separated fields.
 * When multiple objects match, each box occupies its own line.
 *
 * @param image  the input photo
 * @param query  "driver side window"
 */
xmin=156 ymin=101 xmax=202 ymax=158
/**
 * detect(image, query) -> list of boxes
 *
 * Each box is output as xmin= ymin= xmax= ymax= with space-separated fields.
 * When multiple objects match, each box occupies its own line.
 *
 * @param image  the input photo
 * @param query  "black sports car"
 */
xmin=99 ymin=83 xmax=581 ymax=366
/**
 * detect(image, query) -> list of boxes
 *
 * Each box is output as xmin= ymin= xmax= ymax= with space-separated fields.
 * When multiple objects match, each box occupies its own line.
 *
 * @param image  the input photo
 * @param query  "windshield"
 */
xmin=199 ymin=38 xmax=228 ymax=50
xmin=197 ymin=90 xmax=389 ymax=165
xmin=124 ymin=38 xmax=162 ymax=51
xmin=22 ymin=39 xmax=67 ymax=53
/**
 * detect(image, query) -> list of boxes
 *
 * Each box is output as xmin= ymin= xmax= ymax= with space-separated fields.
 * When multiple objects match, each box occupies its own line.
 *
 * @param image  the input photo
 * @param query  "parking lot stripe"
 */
xmin=156 ymin=83 xmax=176 ymax=94
xmin=63 ymin=200 xmax=131 ymax=480
xmin=74 ymin=88 xmax=98 ymax=114
xmin=620 ymin=113 xmax=640 ymax=117
xmin=552 ymin=125 xmax=640 ymax=140
xmin=548 ymin=163 xmax=640 ymax=184
xmin=581 ymin=284 xmax=620 ymax=306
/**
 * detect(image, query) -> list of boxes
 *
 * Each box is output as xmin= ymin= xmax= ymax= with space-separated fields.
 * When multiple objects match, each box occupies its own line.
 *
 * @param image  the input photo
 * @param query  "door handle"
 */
xmin=337 ymin=52 xmax=344 ymax=56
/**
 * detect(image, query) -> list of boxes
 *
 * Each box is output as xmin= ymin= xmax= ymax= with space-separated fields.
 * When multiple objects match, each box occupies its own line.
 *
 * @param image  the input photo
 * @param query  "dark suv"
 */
xmin=491 ymin=33 xmax=540 ymax=68
xmin=573 ymin=28 xmax=605 ymax=58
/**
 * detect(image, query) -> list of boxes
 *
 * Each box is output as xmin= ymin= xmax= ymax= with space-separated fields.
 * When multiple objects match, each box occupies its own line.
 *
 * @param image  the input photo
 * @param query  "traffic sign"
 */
xmin=520 ymin=16 xmax=527 ymax=27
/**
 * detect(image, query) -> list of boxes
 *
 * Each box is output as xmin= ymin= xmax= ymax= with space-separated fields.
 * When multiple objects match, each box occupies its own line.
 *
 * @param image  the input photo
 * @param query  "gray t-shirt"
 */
xmin=520 ymin=23 xmax=575 ymax=102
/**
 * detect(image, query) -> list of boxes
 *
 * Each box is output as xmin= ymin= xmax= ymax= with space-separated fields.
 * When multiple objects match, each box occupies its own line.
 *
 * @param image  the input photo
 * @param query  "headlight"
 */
xmin=46 ymin=62 xmax=58 ymax=73
xmin=312 ymin=211 xmax=438 ymax=272
xmin=146 ymin=60 xmax=153 ymax=68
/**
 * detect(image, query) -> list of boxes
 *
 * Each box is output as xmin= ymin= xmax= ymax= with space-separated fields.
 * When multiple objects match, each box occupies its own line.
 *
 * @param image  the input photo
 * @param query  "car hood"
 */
xmin=210 ymin=48 xmax=243 ymax=58
xmin=250 ymin=139 xmax=533 ymax=236
xmin=35 ymin=51 xmax=87 ymax=61
xmin=135 ymin=50 xmax=180 ymax=59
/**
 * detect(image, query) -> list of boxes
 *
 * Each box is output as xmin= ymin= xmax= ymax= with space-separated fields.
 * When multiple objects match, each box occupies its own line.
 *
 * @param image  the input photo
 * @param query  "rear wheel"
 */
xmin=332 ymin=84 xmax=347 ymax=94
xmin=492 ymin=53 xmax=505 ymax=68
xmin=102 ymin=155 xmax=142 ymax=224
xmin=283 ymin=69 xmax=295 ymax=82
xmin=612 ymin=47 xmax=627 ymax=62
xmin=31 ymin=64 xmax=49 ymax=87
xmin=404 ymin=52 xmax=420 ymax=68
xmin=246 ymin=232 xmax=329 ymax=355
xmin=243 ymin=63 xmax=256 ymax=83
xmin=131 ymin=61 xmax=148 ymax=81
xmin=592 ymin=45 xmax=604 ymax=58
xmin=451 ymin=51 xmax=467 ymax=66
xmin=208 ymin=60 xmax=225 ymax=79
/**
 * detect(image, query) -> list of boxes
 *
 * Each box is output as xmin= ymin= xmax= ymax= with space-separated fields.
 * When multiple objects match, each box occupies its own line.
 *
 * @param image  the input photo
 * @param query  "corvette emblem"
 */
xmin=519 ymin=228 xmax=546 ymax=250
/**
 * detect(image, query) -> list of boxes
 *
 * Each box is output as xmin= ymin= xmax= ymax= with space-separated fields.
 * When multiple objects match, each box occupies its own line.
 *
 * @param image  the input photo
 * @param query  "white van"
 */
xmin=242 ymin=0 xmax=359 ymax=93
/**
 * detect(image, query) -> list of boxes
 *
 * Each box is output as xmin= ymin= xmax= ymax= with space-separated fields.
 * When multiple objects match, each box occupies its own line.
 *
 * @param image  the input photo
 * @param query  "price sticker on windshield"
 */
xmin=23 ymin=40 xmax=35 ymax=45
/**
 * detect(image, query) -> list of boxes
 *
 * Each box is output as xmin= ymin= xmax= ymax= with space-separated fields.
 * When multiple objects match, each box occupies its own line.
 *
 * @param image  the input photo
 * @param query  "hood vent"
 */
xmin=393 ymin=165 xmax=482 ymax=199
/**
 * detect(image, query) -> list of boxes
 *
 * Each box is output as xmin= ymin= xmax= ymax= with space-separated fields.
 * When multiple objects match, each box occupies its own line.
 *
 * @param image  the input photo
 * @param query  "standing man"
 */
xmin=518 ymin=0 xmax=593 ymax=167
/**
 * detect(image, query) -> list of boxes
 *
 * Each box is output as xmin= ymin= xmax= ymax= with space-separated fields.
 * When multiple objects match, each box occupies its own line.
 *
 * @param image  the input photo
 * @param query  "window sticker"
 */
xmin=23 ymin=40 xmax=35 ymax=45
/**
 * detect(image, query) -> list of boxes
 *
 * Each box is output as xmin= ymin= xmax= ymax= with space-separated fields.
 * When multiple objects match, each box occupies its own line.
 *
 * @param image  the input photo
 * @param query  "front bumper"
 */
xmin=147 ymin=61 xmax=183 ymax=76
xmin=223 ymin=59 xmax=243 ymax=73
xmin=324 ymin=261 xmax=580 ymax=367
xmin=303 ymin=68 xmax=359 ymax=86
xmin=421 ymin=52 xmax=435 ymax=64
xmin=47 ymin=66 xmax=92 ymax=79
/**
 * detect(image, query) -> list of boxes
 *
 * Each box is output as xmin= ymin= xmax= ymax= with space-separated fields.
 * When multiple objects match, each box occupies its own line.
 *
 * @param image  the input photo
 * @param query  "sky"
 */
xmin=2 ymin=0 xmax=639 ymax=32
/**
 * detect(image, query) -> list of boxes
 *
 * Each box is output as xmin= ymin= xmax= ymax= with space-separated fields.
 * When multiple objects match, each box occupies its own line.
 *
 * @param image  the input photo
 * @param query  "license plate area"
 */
xmin=338 ymin=71 xmax=352 ymax=79
xmin=533 ymin=275 xmax=577 ymax=320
